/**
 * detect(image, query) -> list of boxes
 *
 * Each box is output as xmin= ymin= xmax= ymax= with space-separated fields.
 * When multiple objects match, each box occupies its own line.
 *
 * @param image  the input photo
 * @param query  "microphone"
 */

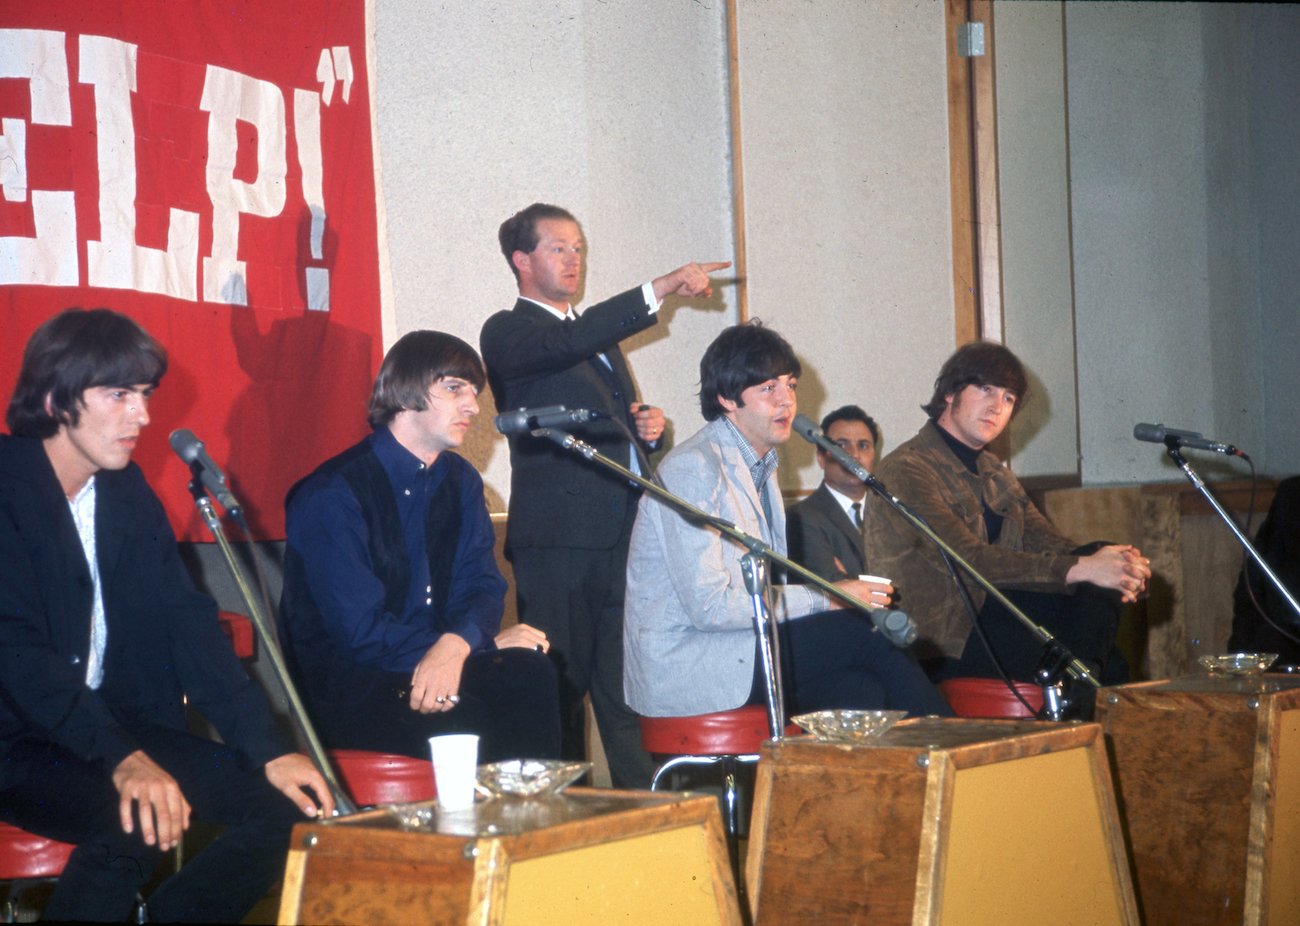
xmin=792 ymin=413 xmax=876 ymax=483
xmin=169 ymin=429 xmax=242 ymax=514
xmin=1133 ymin=422 xmax=1242 ymax=457
xmin=494 ymin=405 xmax=601 ymax=435
xmin=870 ymin=608 xmax=918 ymax=648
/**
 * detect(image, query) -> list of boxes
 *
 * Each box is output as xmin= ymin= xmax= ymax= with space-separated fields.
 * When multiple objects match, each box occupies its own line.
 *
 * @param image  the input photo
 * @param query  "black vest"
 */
xmin=279 ymin=438 xmax=465 ymax=705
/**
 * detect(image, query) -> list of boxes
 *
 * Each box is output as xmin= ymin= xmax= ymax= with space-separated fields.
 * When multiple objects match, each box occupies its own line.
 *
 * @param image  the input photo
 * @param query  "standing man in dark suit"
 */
xmin=0 ymin=308 xmax=332 ymax=923
xmin=480 ymin=202 xmax=728 ymax=787
xmin=787 ymin=405 xmax=880 ymax=581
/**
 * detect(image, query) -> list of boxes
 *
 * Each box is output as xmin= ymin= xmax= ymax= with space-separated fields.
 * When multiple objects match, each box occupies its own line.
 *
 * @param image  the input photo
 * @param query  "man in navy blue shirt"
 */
xmin=280 ymin=331 xmax=561 ymax=763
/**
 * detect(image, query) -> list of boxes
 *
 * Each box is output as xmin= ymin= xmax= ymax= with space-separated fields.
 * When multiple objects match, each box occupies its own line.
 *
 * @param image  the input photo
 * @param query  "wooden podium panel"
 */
xmin=279 ymin=788 xmax=741 ymax=925
xmin=746 ymin=718 xmax=1137 ymax=925
xmin=1096 ymin=675 xmax=1300 ymax=926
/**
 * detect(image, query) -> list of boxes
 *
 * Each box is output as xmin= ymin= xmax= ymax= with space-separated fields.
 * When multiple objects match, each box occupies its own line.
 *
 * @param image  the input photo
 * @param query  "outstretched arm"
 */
xmin=651 ymin=261 xmax=731 ymax=302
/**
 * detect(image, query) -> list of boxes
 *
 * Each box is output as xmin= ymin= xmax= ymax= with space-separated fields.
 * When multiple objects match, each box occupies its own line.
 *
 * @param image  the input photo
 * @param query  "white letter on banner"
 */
xmin=293 ymin=88 xmax=328 ymax=311
xmin=0 ymin=29 xmax=77 ymax=287
xmin=200 ymin=65 xmax=287 ymax=305
xmin=80 ymin=34 xmax=199 ymax=301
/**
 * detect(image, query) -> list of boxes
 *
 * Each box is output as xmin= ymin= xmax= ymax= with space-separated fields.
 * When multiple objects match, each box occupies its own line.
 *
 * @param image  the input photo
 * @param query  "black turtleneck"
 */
xmin=931 ymin=419 xmax=1004 ymax=543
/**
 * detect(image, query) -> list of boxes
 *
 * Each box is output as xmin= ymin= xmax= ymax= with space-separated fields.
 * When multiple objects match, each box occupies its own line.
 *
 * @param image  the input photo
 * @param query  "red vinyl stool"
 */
xmin=327 ymin=750 xmax=436 ymax=806
xmin=939 ymin=677 xmax=1044 ymax=718
xmin=216 ymin=610 xmax=256 ymax=659
xmin=640 ymin=705 xmax=789 ymax=855
xmin=0 ymin=821 xmax=75 ymax=923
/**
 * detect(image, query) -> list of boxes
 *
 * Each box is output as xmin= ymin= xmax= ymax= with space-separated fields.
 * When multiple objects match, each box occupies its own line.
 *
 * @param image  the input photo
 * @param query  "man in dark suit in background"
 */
xmin=787 ymin=405 xmax=880 ymax=581
xmin=0 ymin=309 xmax=332 ymax=923
xmin=480 ymin=202 xmax=728 ymax=787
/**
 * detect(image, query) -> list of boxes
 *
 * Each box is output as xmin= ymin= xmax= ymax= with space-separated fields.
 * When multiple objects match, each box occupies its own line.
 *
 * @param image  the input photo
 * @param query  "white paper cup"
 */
xmin=859 ymin=575 xmax=893 ymax=606
xmin=428 ymin=733 xmax=479 ymax=810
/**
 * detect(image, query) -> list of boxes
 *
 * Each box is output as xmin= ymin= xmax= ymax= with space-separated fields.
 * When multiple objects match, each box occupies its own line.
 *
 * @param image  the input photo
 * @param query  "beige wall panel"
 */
xmin=732 ymin=0 xmax=957 ymax=487
xmin=373 ymin=0 xmax=738 ymax=508
xmin=994 ymin=2 xmax=1081 ymax=479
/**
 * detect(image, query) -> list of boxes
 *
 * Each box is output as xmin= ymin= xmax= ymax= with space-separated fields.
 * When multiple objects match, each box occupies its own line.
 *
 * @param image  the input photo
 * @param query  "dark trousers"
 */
xmin=749 ymin=610 xmax=953 ymax=718
xmin=0 ymin=725 xmax=304 ymax=923
xmin=311 ymin=647 xmax=562 ymax=764
xmin=510 ymin=516 xmax=657 ymax=789
xmin=930 ymin=584 xmax=1130 ymax=687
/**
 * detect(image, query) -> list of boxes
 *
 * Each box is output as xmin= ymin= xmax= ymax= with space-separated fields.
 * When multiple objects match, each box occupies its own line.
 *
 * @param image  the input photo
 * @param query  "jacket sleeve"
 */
xmin=479 ymin=289 xmax=656 ymax=382
xmin=867 ymin=451 xmax=1076 ymax=592
xmin=786 ymin=501 xmax=851 ymax=581
xmin=645 ymin=445 xmax=826 ymax=632
xmin=134 ymin=488 xmax=290 ymax=770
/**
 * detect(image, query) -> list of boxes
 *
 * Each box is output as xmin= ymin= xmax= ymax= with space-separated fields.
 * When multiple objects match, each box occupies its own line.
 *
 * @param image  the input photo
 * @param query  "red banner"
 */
xmin=0 ymin=1 xmax=384 ymax=539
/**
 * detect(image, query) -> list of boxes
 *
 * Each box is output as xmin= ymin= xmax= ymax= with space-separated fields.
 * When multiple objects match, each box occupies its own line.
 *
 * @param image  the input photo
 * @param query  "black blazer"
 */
xmin=0 ymin=436 xmax=286 ymax=790
xmin=480 ymin=290 xmax=658 ymax=552
xmin=786 ymin=483 xmax=867 ymax=581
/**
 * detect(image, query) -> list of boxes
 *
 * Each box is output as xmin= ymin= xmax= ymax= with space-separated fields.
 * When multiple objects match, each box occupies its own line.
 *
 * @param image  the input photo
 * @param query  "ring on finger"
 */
xmin=435 ymin=696 xmax=447 ymax=704
xmin=447 ymin=694 xmax=461 ymax=705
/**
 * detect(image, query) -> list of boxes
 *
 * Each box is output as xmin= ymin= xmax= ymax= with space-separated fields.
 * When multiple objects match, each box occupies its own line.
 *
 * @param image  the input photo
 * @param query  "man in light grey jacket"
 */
xmin=623 ymin=322 xmax=949 ymax=719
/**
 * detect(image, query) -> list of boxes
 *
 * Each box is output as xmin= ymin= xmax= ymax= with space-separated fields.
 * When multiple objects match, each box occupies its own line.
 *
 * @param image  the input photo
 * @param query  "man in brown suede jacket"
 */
xmin=865 ymin=342 xmax=1150 ymax=690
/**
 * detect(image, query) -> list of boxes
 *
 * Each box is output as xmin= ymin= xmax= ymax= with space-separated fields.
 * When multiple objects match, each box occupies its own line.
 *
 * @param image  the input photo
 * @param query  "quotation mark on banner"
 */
xmin=296 ymin=47 xmax=354 ymax=312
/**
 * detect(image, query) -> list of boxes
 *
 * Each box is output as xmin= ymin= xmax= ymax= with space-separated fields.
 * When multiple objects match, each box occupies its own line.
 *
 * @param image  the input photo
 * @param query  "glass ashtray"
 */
xmin=386 ymin=802 xmax=435 ymax=830
xmin=476 ymin=759 xmax=590 ymax=798
xmin=1197 ymin=652 xmax=1278 ymax=677
xmin=790 ymin=709 xmax=906 ymax=743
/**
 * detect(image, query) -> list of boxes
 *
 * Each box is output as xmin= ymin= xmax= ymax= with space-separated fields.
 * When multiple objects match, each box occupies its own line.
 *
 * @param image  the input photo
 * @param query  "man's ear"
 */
xmin=511 ymin=250 xmax=530 ymax=277
xmin=717 ymin=394 xmax=737 ymax=415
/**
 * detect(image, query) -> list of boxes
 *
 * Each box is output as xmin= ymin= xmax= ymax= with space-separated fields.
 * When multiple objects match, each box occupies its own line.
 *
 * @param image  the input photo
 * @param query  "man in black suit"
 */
xmin=0 ymin=308 xmax=332 ymax=922
xmin=787 ymin=405 xmax=880 ymax=581
xmin=480 ymin=202 xmax=728 ymax=787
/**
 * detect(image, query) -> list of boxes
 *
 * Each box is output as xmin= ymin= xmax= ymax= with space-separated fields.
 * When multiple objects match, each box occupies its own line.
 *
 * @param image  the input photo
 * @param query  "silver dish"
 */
xmin=790 ymin=709 xmax=906 ymax=743
xmin=476 ymin=759 xmax=590 ymax=798
xmin=1197 ymin=652 xmax=1278 ymax=677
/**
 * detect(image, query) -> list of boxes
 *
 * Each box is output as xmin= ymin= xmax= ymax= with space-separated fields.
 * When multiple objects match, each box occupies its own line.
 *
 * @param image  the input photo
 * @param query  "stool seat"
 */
xmin=640 ymin=704 xmax=781 ymax=756
xmin=0 ymin=822 xmax=74 ymax=881
xmin=216 ymin=610 xmax=256 ymax=659
xmin=939 ymin=678 xmax=1043 ymax=719
xmin=328 ymin=749 xmax=436 ymax=806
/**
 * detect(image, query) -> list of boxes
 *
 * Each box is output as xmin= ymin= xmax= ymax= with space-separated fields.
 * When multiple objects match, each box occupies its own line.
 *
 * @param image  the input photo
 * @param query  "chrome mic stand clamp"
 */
xmin=184 ymin=472 xmax=357 ymax=816
xmin=740 ymin=553 xmax=786 ymax=741
xmin=1033 ymin=641 xmax=1073 ymax=721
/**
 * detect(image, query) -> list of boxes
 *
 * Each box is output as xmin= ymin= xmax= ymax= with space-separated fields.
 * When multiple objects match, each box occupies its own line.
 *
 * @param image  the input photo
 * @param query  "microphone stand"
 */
xmin=530 ymin=427 xmax=893 ymax=739
xmin=183 ymin=472 xmax=358 ymax=816
xmin=792 ymin=423 xmax=1098 ymax=716
xmin=1163 ymin=442 xmax=1300 ymax=622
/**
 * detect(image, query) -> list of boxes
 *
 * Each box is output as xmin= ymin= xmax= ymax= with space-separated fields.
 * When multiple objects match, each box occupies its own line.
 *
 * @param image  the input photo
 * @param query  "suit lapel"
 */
xmin=3 ymin=440 xmax=95 ymax=656
xmin=93 ymin=474 xmax=128 ymax=608
xmin=818 ymin=485 xmax=866 ymax=561
xmin=719 ymin=441 xmax=768 ymax=540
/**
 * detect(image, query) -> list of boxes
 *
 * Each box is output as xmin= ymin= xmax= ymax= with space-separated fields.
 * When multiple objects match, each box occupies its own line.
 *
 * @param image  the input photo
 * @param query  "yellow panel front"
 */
xmin=940 ymin=747 xmax=1126 ymax=926
xmin=501 ymin=824 xmax=726 ymax=926
xmin=1267 ymin=709 xmax=1300 ymax=922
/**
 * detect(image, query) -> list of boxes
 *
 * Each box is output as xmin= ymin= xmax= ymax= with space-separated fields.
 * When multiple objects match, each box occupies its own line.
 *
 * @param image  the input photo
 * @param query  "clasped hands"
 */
xmin=407 ymin=624 xmax=550 ymax=715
